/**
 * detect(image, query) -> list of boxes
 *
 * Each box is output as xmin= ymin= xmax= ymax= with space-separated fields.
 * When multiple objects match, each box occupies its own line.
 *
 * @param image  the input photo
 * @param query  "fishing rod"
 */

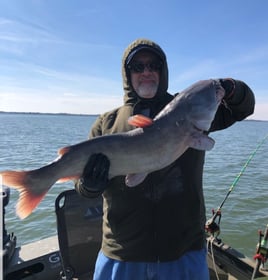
xmin=206 ymin=134 xmax=268 ymax=236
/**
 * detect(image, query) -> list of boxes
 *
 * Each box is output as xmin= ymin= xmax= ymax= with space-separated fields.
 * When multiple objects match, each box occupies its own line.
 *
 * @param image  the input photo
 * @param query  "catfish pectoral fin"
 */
xmin=125 ymin=172 xmax=148 ymax=187
xmin=189 ymin=133 xmax=215 ymax=151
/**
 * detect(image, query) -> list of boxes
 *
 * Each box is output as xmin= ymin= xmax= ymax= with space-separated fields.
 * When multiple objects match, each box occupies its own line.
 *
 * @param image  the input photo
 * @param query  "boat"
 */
xmin=2 ymin=186 xmax=268 ymax=280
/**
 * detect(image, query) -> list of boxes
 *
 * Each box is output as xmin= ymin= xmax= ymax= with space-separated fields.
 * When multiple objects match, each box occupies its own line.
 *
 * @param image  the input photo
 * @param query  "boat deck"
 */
xmin=4 ymin=235 xmax=268 ymax=280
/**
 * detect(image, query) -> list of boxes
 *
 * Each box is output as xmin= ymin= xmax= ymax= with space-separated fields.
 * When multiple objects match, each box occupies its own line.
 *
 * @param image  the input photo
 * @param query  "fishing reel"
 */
xmin=205 ymin=208 xmax=222 ymax=239
xmin=253 ymin=225 xmax=268 ymax=270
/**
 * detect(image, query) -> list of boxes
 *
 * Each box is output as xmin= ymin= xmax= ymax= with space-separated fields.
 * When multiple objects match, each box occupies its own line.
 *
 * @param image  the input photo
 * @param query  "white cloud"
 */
xmin=170 ymin=59 xmax=219 ymax=87
xmin=0 ymin=89 xmax=123 ymax=115
xmin=250 ymin=103 xmax=268 ymax=121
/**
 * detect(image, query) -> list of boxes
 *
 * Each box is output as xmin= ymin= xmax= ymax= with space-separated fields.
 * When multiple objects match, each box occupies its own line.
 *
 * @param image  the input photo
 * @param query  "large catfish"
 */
xmin=0 ymin=79 xmax=225 ymax=219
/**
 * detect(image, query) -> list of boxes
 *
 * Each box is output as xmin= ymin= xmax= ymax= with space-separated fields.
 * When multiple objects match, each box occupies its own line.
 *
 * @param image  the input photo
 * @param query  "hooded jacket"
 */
xmin=88 ymin=38 xmax=255 ymax=262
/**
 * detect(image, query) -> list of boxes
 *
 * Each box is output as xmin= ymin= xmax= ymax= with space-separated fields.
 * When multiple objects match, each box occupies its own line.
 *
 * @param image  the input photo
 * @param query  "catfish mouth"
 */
xmin=192 ymin=119 xmax=211 ymax=133
xmin=193 ymin=124 xmax=204 ymax=132
xmin=192 ymin=107 xmax=216 ymax=132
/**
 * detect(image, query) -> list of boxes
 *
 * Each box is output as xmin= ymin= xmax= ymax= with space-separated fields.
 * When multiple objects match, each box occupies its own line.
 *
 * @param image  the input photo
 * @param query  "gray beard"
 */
xmin=136 ymin=83 xmax=158 ymax=98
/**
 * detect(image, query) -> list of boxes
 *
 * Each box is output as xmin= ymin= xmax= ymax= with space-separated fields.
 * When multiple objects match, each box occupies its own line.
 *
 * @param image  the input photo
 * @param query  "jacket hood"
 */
xmin=122 ymin=38 xmax=169 ymax=105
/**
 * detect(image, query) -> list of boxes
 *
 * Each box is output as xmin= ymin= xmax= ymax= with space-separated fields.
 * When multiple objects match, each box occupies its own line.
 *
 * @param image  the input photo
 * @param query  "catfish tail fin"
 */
xmin=0 ymin=170 xmax=52 ymax=219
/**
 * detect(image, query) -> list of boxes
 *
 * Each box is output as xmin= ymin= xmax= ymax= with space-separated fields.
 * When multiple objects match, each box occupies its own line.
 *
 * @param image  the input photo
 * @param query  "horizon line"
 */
xmin=0 ymin=111 xmax=266 ymax=122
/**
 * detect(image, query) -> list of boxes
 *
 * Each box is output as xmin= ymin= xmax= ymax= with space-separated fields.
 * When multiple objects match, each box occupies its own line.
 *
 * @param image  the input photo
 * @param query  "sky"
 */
xmin=0 ymin=0 xmax=267 ymax=120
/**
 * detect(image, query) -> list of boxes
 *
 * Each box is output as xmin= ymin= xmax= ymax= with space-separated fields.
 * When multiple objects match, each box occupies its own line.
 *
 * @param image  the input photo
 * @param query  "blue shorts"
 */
xmin=93 ymin=249 xmax=209 ymax=280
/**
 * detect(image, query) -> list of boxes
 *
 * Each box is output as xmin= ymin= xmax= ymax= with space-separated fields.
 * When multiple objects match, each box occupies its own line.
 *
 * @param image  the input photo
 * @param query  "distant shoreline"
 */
xmin=0 ymin=111 xmax=99 ymax=117
xmin=0 ymin=111 xmax=266 ymax=122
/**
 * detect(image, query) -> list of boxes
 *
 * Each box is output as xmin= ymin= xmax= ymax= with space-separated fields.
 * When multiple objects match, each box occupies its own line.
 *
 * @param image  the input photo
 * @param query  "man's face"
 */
xmin=129 ymin=51 xmax=161 ymax=99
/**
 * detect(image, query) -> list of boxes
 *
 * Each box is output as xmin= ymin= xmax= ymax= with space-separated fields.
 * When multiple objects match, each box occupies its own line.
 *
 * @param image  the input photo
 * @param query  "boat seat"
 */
xmin=55 ymin=189 xmax=103 ymax=280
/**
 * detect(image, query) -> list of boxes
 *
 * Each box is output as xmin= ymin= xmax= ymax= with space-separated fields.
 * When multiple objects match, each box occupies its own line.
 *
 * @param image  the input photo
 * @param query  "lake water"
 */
xmin=0 ymin=112 xmax=267 ymax=259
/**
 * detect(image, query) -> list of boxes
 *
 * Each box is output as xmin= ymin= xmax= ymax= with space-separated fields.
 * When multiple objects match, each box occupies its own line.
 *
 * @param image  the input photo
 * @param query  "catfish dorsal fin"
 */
xmin=128 ymin=114 xmax=153 ymax=128
xmin=58 ymin=146 xmax=70 ymax=156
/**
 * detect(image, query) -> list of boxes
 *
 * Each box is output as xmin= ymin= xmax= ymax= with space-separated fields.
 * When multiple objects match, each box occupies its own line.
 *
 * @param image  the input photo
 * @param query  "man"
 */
xmin=75 ymin=38 xmax=255 ymax=279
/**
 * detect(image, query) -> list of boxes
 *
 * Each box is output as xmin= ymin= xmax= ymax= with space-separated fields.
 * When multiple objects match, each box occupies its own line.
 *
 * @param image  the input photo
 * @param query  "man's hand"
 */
xmin=75 ymin=153 xmax=110 ymax=198
xmin=220 ymin=78 xmax=236 ymax=100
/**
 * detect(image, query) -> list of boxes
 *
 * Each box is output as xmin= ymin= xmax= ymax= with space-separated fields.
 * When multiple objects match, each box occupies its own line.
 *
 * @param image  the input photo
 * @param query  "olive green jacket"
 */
xmin=89 ymin=39 xmax=255 ymax=262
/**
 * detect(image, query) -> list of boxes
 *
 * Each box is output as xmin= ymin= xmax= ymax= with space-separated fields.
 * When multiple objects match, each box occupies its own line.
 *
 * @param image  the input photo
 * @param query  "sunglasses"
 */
xmin=128 ymin=62 xmax=162 ymax=73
